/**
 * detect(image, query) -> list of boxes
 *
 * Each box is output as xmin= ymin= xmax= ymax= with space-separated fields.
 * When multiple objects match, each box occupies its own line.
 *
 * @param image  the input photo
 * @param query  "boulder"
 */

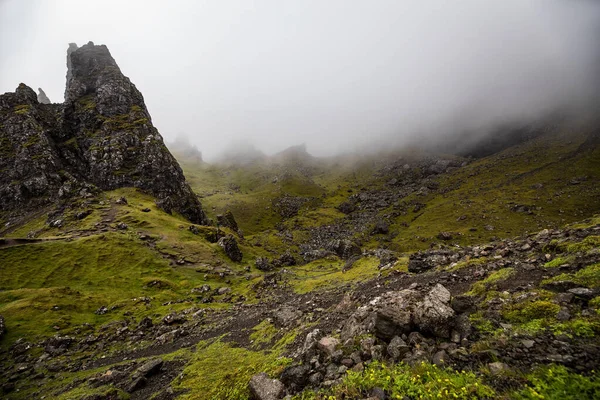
xmin=255 ymin=257 xmax=273 ymax=271
xmin=134 ymin=358 xmax=163 ymax=378
xmin=218 ymin=235 xmax=243 ymax=262
xmin=432 ymin=350 xmax=449 ymax=366
xmin=317 ymin=337 xmax=340 ymax=358
xmin=217 ymin=210 xmax=239 ymax=232
xmin=249 ymin=373 xmax=285 ymax=400
xmin=327 ymin=239 xmax=361 ymax=259
xmin=414 ymin=285 xmax=455 ymax=338
xmin=387 ymin=336 xmax=410 ymax=361
xmin=301 ymin=329 xmax=323 ymax=360
xmin=272 ymin=306 xmax=302 ymax=328
xmin=280 ymin=364 xmax=310 ymax=393
xmin=373 ymin=290 xmax=420 ymax=339
xmin=37 ymin=87 xmax=51 ymax=104
xmin=372 ymin=220 xmax=390 ymax=235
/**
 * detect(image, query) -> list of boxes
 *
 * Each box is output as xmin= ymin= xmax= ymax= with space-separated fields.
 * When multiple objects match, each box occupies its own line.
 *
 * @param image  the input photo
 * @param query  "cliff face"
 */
xmin=0 ymin=42 xmax=208 ymax=224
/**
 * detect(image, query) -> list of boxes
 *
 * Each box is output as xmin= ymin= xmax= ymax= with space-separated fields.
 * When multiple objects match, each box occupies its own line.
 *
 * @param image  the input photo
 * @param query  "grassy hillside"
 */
xmin=0 ymin=127 xmax=598 ymax=399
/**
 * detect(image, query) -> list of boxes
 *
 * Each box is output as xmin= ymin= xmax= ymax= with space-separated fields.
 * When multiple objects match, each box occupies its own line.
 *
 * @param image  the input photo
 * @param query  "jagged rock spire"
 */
xmin=0 ymin=42 xmax=208 ymax=225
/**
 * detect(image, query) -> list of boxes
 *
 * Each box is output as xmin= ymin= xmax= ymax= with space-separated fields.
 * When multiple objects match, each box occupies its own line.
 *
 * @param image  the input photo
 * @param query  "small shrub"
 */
xmin=293 ymin=361 xmax=496 ymax=399
xmin=467 ymin=268 xmax=515 ymax=296
xmin=513 ymin=364 xmax=600 ymax=399
xmin=503 ymin=300 xmax=560 ymax=323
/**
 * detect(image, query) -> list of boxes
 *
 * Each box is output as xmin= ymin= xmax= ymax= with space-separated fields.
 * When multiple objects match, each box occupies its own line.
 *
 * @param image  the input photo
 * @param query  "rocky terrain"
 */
xmin=1 ymin=43 xmax=599 ymax=400
xmin=0 ymin=215 xmax=598 ymax=399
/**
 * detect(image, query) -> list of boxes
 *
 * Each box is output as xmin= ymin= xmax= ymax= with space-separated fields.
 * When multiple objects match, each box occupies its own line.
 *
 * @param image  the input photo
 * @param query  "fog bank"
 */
xmin=1 ymin=0 xmax=599 ymax=160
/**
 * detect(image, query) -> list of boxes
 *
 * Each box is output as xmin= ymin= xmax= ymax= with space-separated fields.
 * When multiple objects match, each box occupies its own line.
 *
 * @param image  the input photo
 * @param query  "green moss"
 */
xmin=76 ymin=94 xmax=96 ymax=111
xmin=466 ymin=267 xmax=515 ymax=296
xmin=503 ymin=300 xmax=560 ymax=323
xmin=174 ymin=339 xmax=292 ymax=400
xmin=542 ymin=263 xmax=600 ymax=288
xmin=447 ymin=256 xmax=488 ymax=271
xmin=469 ymin=311 xmax=501 ymax=335
xmin=14 ymin=104 xmax=31 ymax=115
xmin=293 ymin=361 xmax=495 ymax=399
xmin=289 ymin=256 xmax=383 ymax=294
xmin=513 ymin=364 xmax=600 ymax=400
xmin=544 ymin=255 xmax=575 ymax=268
xmin=22 ymin=134 xmax=40 ymax=147
xmin=250 ymin=319 xmax=279 ymax=349
xmin=549 ymin=236 xmax=600 ymax=254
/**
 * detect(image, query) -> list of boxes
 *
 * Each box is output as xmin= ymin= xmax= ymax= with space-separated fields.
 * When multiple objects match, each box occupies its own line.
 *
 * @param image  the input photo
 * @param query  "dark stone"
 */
xmin=135 ymin=358 xmax=163 ymax=378
xmin=277 ymin=252 xmax=297 ymax=267
xmin=372 ymin=220 xmax=390 ymax=235
xmin=432 ymin=350 xmax=449 ymax=366
xmin=127 ymin=376 xmax=147 ymax=393
xmin=255 ymin=257 xmax=273 ymax=271
xmin=218 ymin=235 xmax=243 ymax=262
xmin=137 ymin=317 xmax=153 ymax=330
xmin=387 ymin=336 xmax=410 ymax=361
xmin=327 ymin=239 xmax=361 ymax=259
xmin=280 ymin=364 xmax=310 ymax=393
xmin=408 ymin=252 xmax=433 ymax=273
xmin=369 ymin=387 xmax=386 ymax=400
xmin=437 ymin=232 xmax=453 ymax=240
xmin=216 ymin=210 xmax=239 ymax=232
xmin=451 ymin=295 xmax=476 ymax=314
xmin=162 ymin=312 xmax=185 ymax=325
xmin=568 ymin=287 xmax=596 ymax=300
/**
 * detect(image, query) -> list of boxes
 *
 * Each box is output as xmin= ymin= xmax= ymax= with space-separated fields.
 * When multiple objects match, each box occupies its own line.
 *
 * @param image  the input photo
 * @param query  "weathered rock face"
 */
xmin=0 ymin=42 xmax=208 ymax=224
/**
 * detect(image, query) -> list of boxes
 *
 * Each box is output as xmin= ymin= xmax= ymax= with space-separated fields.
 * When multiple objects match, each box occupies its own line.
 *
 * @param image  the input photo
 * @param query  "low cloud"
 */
xmin=1 ymin=0 xmax=599 ymax=160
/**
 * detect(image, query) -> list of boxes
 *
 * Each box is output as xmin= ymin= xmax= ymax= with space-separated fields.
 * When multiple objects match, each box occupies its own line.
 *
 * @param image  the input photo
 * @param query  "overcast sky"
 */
xmin=1 ymin=0 xmax=599 ymax=160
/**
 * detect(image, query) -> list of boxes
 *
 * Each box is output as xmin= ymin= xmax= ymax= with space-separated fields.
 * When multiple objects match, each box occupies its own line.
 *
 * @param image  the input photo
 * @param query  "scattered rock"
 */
xmin=273 ymin=306 xmax=303 ymax=328
xmin=280 ymin=364 xmax=310 ymax=393
xmin=249 ymin=373 xmax=285 ymax=400
xmin=387 ymin=336 xmax=410 ymax=361
xmin=317 ymin=337 xmax=340 ymax=358
xmin=162 ymin=313 xmax=185 ymax=325
xmin=372 ymin=220 xmax=390 ymax=235
xmin=568 ymin=287 xmax=595 ymax=300
xmin=432 ymin=350 xmax=449 ymax=366
xmin=135 ymin=358 xmax=163 ymax=378
xmin=488 ymin=362 xmax=509 ymax=375
xmin=256 ymin=257 xmax=273 ymax=271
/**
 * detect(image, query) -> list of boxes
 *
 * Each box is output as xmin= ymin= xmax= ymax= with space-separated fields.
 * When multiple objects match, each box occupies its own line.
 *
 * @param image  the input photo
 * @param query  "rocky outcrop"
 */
xmin=0 ymin=42 xmax=207 ymax=224
xmin=217 ymin=210 xmax=239 ymax=232
xmin=218 ymin=235 xmax=243 ymax=262
xmin=37 ymin=88 xmax=51 ymax=104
